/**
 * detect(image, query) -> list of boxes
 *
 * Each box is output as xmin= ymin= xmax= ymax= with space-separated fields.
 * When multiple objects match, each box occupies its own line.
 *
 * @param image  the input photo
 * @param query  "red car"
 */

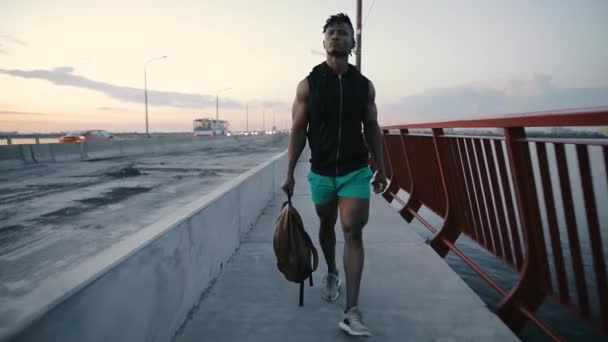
xmin=59 ymin=130 xmax=115 ymax=143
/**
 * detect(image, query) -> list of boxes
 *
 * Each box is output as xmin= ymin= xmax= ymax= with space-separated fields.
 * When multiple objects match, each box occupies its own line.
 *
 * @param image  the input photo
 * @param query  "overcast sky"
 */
xmin=1 ymin=0 xmax=607 ymax=133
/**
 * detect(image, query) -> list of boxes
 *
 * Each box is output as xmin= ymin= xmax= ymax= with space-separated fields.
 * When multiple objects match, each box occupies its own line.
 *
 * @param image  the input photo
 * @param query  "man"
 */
xmin=281 ymin=13 xmax=387 ymax=337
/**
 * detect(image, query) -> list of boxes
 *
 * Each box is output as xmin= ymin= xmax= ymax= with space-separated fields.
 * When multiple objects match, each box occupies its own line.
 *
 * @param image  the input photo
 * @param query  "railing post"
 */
xmin=382 ymin=129 xmax=398 ymax=202
xmin=497 ymin=127 xmax=550 ymax=332
xmin=428 ymin=128 xmax=461 ymax=257
xmin=397 ymin=128 xmax=421 ymax=222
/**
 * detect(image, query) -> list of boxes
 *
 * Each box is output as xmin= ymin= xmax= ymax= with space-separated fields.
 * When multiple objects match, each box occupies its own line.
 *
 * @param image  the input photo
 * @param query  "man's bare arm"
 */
xmin=287 ymin=78 xmax=309 ymax=176
xmin=363 ymin=80 xmax=385 ymax=176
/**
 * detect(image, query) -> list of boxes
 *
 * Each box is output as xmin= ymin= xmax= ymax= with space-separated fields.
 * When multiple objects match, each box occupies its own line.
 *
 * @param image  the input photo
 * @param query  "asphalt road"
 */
xmin=0 ymin=135 xmax=288 ymax=308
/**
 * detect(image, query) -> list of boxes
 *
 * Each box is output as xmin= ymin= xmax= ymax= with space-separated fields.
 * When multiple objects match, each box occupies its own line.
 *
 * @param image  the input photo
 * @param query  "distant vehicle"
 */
xmin=193 ymin=118 xmax=230 ymax=137
xmin=58 ymin=130 xmax=115 ymax=143
xmin=230 ymin=131 xmax=259 ymax=136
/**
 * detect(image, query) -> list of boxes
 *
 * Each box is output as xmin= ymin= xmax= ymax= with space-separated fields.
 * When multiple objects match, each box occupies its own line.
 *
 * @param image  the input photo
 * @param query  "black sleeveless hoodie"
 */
xmin=306 ymin=62 xmax=370 ymax=176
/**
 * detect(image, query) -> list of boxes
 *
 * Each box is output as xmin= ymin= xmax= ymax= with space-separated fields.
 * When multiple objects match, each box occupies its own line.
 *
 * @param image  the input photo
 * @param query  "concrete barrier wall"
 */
xmin=84 ymin=141 xmax=120 ymax=160
xmin=50 ymin=143 xmax=84 ymax=162
xmin=0 ymin=136 xmax=256 ymax=169
xmin=19 ymin=145 xmax=35 ymax=164
xmin=31 ymin=144 xmax=55 ymax=163
xmin=1 ymin=151 xmax=287 ymax=342
xmin=118 ymin=139 xmax=148 ymax=157
xmin=0 ymin=145 xmax=24 ymax=168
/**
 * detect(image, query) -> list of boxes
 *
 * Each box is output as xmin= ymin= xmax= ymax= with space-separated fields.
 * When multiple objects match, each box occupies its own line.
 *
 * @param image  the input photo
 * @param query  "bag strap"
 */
xmin=299 ymin=281 xmax=304 ymax=306
xmin=310 ymin=244 xmax=319 ymax=273
xmin=300 ymin=227 xmax=319 ymax=273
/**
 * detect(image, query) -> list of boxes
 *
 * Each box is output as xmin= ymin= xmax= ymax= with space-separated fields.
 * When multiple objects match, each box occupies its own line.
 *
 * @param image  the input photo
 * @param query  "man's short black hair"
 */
xmin=323 ymin=13 xmax=354 ymax=35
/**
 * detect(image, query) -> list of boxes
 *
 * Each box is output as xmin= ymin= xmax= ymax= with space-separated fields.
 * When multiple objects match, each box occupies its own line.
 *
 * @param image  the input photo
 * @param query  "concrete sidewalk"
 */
xmin=173 ymin=158 xmax=518 ymax=341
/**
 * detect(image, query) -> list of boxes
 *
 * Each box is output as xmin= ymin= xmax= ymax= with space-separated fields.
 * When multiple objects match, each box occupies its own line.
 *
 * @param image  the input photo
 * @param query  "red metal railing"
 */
xmin=379 ymin=107 xmax=608 ymax=340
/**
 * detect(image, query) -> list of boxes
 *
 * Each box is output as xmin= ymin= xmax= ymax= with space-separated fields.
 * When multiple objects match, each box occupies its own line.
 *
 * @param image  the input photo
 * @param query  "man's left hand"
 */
xmin=371 ymin=171 xmax=388 ymax=194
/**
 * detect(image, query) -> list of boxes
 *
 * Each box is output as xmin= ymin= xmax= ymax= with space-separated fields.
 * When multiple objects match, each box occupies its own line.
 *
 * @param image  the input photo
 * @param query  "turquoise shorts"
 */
xmin=307 ymin=166 xmax=373 ymax=205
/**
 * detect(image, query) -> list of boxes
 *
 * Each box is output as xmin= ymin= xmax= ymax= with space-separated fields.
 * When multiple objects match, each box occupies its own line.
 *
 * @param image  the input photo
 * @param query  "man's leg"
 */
xmin=334 ymin=168 xmax=373 ymax=335
xmin=339 ymin=197 xmax=369 ymax=311
xmin=308 ymin=171 xmax=341 ymax=300
xmin=308 ymin=171 xmax=339 ymax=275
xmin=315 ymin=200 xmax=339 ymax=275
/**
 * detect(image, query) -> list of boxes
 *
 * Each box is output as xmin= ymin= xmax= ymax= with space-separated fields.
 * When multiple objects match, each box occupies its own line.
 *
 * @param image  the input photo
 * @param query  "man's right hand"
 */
xmin=281 ymin=174 xmax=295 ymax=198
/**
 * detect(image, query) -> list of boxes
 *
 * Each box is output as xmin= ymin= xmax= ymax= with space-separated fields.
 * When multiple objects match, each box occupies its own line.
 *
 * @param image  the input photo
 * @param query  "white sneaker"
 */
xmin=338 ymin=306 xmax=372 ymax=336
xmin=321 ymin=272 xmax=341 ymax=301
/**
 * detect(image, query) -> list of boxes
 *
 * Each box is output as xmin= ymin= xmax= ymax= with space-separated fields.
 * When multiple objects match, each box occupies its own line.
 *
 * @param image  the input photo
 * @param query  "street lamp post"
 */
xmin=144 ymin=55 xmax=167 ymax=138
xmin=356 ymin=0 xmax=362 ymax=71
xmin=216 ymin=87 xmax=232 ymax=131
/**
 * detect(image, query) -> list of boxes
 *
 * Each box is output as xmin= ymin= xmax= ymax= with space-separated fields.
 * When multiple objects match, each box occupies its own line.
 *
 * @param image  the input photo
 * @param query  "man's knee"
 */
xmin=319 ymin=215 xmax=337 ymax=236
xmin=319 ymin=227 xmax=336 ymax=245
xmin=343 ymin=227 xmax=363 ymax=243
xmin=342 ymin=219 xmax=366 ymax=241
xmin=338 ymin=197 xmax=369 ymax=237
xmin=317 ymin=204 xmax=337 ymax=243
xmin=315 ymin=203 xmax=338 ymax=227
xmin=320 ymin=215 xmax=338 ymax=229
xmin=341 ymin=212 xmax=368 ymax=234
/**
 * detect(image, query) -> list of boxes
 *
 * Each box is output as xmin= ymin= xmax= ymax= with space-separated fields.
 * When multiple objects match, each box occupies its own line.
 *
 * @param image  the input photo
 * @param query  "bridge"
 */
xmin=0 ymin=107 xmax=607 ymax=341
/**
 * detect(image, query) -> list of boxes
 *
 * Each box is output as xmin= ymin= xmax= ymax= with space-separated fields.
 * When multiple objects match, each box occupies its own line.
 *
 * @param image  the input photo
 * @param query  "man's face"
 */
xmin=323 ymin=22 xmax=354 ymax=57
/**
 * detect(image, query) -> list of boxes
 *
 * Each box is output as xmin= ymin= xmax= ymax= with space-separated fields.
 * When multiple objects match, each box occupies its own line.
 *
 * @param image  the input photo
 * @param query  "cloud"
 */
xmin=0 ymin=66 xmax=243 ymax=110
xmin=0 ymin=33 xmax=27 ymax=46
xmin=247 ymin=100 xmax=290 ymax=109
xmin=0 ymin=33 xmax=26 ymax=54
xmin=0 ymin=108 xmax=136 ymax=117
xmin=0 ymin=110 xmax=52 ymax=116
xmin=383 ymin=74 xmax=608 ymax=123
xmin=96 ymin=106 xmax=136 ymax=112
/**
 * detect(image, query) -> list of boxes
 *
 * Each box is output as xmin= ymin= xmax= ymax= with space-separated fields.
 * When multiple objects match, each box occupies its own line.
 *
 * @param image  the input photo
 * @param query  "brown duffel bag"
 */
xmin=272 ymin=195 xmax=319 ymax=306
